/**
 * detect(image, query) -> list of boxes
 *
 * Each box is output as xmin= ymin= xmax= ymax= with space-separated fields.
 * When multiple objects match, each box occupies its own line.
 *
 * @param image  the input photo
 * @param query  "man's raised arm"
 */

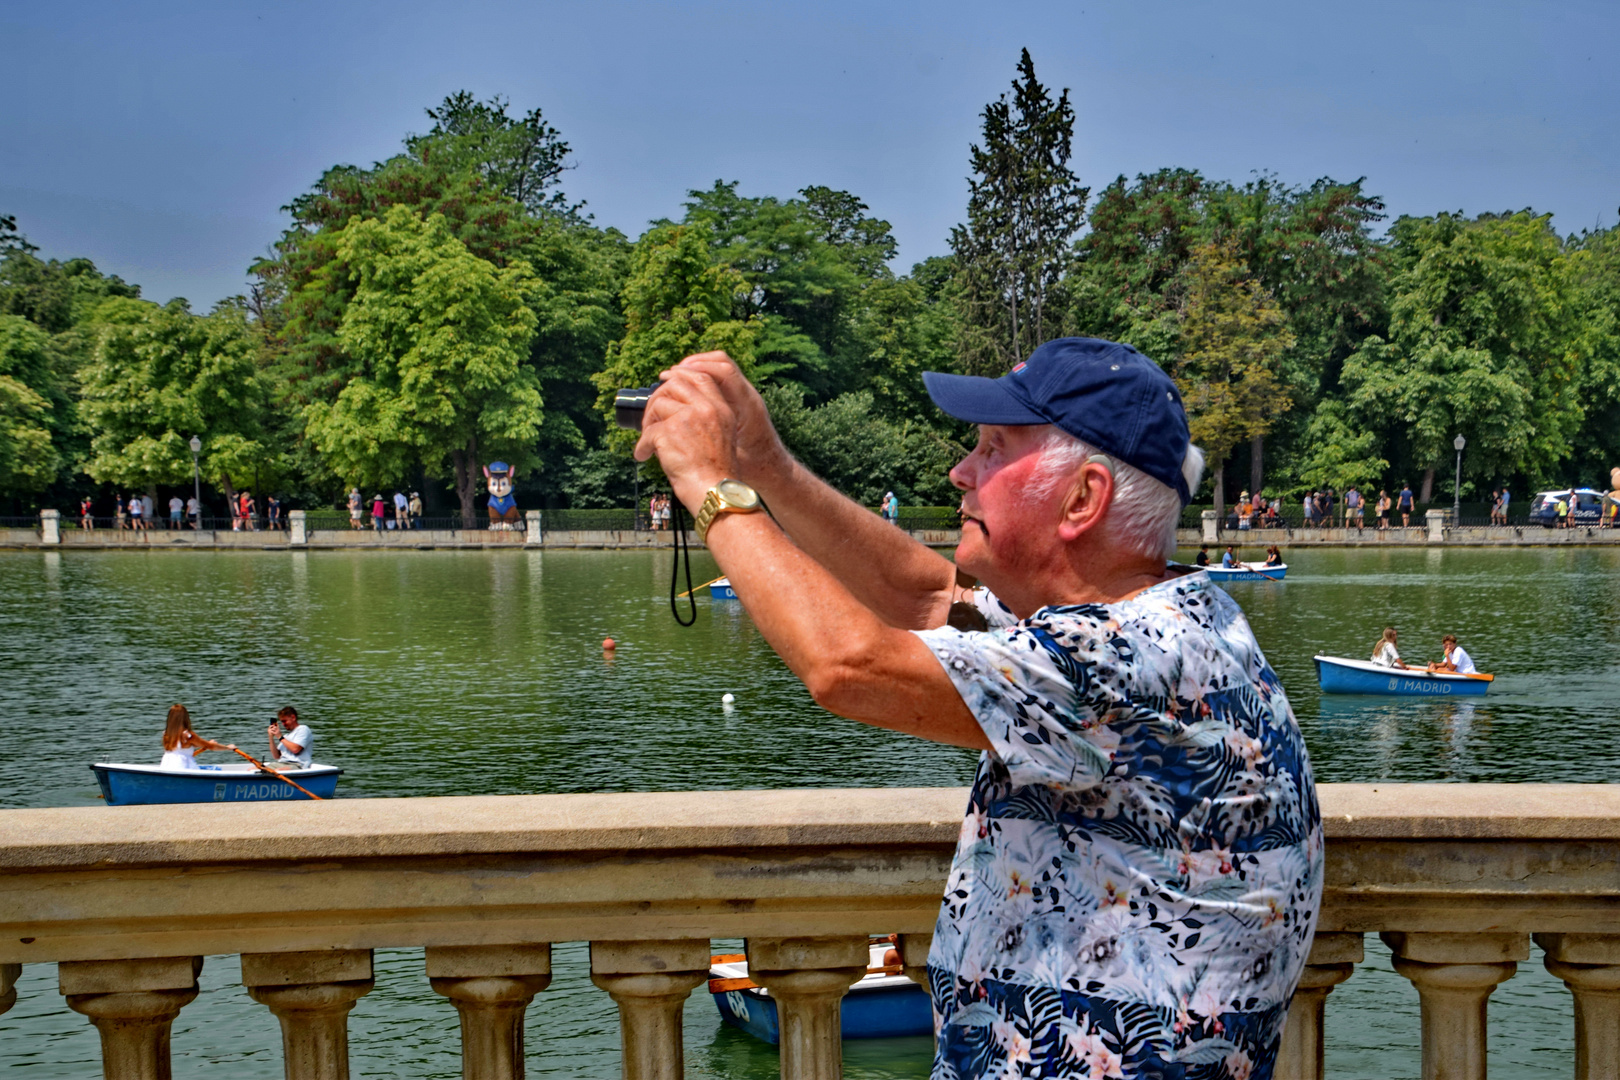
xmin=659 ymin=353 xmax=960 ymax=630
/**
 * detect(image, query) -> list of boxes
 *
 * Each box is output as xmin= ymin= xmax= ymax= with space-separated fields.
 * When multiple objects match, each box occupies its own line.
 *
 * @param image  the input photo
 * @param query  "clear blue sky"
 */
xmin=2 ymin=0 xmax=1616 ymax=307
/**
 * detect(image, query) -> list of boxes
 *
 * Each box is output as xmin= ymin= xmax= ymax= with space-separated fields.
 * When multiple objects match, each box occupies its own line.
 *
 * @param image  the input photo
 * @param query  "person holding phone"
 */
xmin=267 ymin=706 xmax=313 ymax=768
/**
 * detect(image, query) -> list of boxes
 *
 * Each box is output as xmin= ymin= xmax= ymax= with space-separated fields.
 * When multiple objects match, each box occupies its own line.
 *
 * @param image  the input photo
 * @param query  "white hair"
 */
xmin=1029 ymin=427 xmax=1205 ymax=562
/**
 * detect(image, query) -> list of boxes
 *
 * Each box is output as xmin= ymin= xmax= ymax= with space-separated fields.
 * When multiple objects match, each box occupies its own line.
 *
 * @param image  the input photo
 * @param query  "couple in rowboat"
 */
xmin=1370 ymin=628 xmax=1477 ymax=674
xmin=158 ymin=704 xmax=312 ymax=770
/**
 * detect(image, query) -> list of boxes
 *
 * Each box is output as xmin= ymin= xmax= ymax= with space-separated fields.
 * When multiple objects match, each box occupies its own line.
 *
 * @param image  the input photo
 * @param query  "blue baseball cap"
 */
xmin=922 ymin=337 xmax=1192 ymax=504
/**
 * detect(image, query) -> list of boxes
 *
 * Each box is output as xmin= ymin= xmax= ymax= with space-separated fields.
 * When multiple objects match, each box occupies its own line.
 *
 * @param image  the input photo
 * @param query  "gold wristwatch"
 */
xmin=694 ymin=478 xmax=762 ymax=542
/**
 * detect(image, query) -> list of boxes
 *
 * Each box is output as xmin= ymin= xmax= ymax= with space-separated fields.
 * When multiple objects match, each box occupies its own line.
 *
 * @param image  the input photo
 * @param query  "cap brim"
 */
xmin=922 ymin=371 xmax=1046 ymax=425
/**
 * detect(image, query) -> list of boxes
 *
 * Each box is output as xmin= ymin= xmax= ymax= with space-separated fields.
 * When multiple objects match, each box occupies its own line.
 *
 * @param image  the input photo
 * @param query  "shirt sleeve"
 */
xmin=913 ymin=619 xmax=1116 ymax=790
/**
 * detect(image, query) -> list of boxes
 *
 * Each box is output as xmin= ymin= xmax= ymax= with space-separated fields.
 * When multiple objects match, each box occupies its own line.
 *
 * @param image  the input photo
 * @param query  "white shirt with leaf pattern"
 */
xmin=913 ymin=570 xmax=1322 ymax=1080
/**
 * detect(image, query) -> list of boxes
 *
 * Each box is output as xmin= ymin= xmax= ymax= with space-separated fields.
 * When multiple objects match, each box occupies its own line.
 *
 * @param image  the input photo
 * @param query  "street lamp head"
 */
xmin=189 ymin=435 xmax=202 ymax=454
xmin=1454 ymin=434 xmax=1466 ymax=451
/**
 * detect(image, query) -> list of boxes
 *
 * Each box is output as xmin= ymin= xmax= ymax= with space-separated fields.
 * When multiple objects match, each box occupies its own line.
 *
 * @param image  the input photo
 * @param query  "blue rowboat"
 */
xmin=91 ymin=762 xmax=343 ymax=805
xmin=1205 ymin=562 xmax=1286 ymax=582
xmin=710 ymin=944 xmax=931 ymax=1043
xmin=1313 ymin=655 xmax=1493 ymax=697
xmin=709 ymin=577 xmax=738 ymax=599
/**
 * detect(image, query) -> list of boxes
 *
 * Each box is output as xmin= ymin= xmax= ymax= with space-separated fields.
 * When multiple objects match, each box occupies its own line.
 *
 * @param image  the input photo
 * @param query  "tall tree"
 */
xmin=0 ymin=315 xmax=61 ymax=494
xmin=406 ymin=92 xmax=580 ymax=218
xmin=951 ymin=49 xmax=1089 ymax=375
xmin=78 ymin=299 xmax=274 ymax=503
xmin=302 ymin=206 xmax=542 ymax=524
xmin=1342 ymin=211 xmax=1580 ymax=495
xmin=1174 ymin=239 xmax=1294 ymax=515
xmin=592 ymin=222 xmax=760 ymax=453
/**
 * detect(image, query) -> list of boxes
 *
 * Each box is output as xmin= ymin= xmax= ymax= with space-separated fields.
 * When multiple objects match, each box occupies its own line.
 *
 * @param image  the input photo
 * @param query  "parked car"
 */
xmin=1527 ymin=489 xmax=1605 ymax=527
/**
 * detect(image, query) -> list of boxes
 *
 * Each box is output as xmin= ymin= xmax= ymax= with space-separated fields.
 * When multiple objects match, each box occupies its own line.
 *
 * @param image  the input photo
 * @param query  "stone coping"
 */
xmin=6 ymin=784 xmax=1620 ymax=872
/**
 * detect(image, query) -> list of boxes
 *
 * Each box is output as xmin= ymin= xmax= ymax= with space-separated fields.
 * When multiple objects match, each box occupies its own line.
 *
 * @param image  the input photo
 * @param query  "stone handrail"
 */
xmin=5 ymin=784 xmax=1620 ymax=1079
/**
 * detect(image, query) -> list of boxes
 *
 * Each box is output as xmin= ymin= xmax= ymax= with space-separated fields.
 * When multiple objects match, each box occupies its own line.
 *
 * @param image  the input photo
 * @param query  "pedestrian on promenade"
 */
xmin=1501 ymin=486 xmax=1512 ymax=524
xmin=635 ymin=339 xmax=1321 ymax=1077
xmin=128 ymin=493 xmax=145 ymax=531
xmin=168 ymin=495 xmax=183 ymax=529
xmin=393 ymin=491 xmax=408 ymax=530
xmin=80 ymin=497 xmax=95 ymax=531
xmin=186 ymin=495 xmax=200 ymax=529
xmin=243 ymin=491 xmax=258 ymax=531
xmin=371 ymin=494 xmax=387 ymax=531
xmin=1237 ymin=489 xmax=1251 ymax=530
xmin=267 ymin=706 xmax=313 ymax=768
xmin=1344 ymin=486 xmax=1363 ymax=531
xmin=267 ymin=495 xmax=282 ymax=530
xmin=659 ymin=493 xmax=671 ymax=531
xmin=114 ymin=495 xmax=126 ymax=530
xmin=142 ymin=494 xmax=155 ymax=529
xmin=1398 ymin=482 xmax=1414 ymax=527
xmin=409 ymin=492 xmax=423 ymax=529
xmin=1376 ymin=489 xmax=1391 ymax=530
xmin=348 ymin=487 xmax=364 ymax=529
xmin=160 ymin=704 xmax=234 ymax=770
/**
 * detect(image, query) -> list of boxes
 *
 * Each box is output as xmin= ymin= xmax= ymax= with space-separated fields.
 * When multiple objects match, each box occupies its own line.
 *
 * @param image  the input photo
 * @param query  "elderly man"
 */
xmin=637 ymin=337 xmax=1322 ymax=1079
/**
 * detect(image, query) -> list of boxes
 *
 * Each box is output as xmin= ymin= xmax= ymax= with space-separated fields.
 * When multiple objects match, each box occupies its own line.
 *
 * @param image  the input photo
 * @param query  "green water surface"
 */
xmin=1 ymin=546 xmax=1616 ymax=1077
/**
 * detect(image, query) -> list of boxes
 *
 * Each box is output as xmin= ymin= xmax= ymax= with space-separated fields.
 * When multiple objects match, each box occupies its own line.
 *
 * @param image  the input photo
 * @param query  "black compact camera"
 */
xmin=613 ymin=386 xmax=659 ymax=430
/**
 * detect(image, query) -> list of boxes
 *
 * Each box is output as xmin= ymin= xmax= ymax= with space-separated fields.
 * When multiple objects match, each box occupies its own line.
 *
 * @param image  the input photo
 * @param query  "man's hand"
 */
xmin=266 ymin=724 xmax=278 ymax=739
xmin=633 ymin=359 xmax=747 ymax=510
xmin=656 ymin=353 xmax=793 ymax=495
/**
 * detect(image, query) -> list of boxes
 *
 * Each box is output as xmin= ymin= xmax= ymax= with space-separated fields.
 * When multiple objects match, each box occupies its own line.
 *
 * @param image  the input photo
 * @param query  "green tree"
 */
xmin=1567 ymin=224 xmax=1620 ymax=484
xmin=591 ymin=222 xmax=760 ymax=452
xmin=0 ymin=315 xmax=61 ymax=494
xmin=78 ymin=298 xmax=274 ymax=503
xmin=1174 ymin=239 xmax=1295 ymax=515
xmin=951 ymin=49 xmax=1088 ymax=375
xmin=1295 ymin=398 xmax=1388 ymax=494
xmin=407 ymin=92 xmax=580 ymax=217
xmin=1342 ymin=211 xmax=1580 ymax=496
xmin=302 ymin=206 xmax=542 ymax=524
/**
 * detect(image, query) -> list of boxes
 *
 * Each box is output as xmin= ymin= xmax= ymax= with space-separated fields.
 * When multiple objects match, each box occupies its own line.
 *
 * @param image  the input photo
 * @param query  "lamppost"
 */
xmin=189 ymin=436 xmax=202 ymax=529
xmin=1453 ymin=433 xmax=1466 ymax=522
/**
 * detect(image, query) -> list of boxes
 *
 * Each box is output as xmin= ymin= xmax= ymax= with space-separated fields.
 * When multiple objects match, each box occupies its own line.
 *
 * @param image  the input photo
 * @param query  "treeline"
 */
xmin=2 ymin=55 xmax=1617 ymax=520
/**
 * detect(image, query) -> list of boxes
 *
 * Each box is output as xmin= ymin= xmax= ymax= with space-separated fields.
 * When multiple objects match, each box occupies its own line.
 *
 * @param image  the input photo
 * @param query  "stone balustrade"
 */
xmin=4 ymin=784 xmax=1620 ymax=1079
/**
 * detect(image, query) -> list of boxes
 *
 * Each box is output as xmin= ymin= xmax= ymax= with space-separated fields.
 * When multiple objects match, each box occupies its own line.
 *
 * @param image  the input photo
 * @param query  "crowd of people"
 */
xmin=645 ymin=492 xmax=673 ymax=530
xmin=347 ymin=488 xmax=424 ymax=530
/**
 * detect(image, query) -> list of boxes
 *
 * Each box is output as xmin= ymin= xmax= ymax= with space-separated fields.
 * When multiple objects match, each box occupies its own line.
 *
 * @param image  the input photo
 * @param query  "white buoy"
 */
xmin=721 ymin=693 xmax=735 ymax=704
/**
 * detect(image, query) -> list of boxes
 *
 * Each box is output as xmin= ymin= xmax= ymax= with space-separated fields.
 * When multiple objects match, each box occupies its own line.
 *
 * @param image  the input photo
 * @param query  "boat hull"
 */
xmin=712 ymin=983 xmax=932 ymax=1043
xmin=1314 ymin=656 xmax=1490 ymax=697
xmin=1205 ymin=564 xmax=1286 ymax=582
xmin=709 ymin=578 xmax=737 ymax=599
xmin=91 ymin=763 xmax=343 ymax=805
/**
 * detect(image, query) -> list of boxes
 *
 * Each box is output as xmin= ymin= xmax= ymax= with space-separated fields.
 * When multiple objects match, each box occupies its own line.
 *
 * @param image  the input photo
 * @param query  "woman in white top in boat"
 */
xmin=159 ymin=704 xmax=234 ymax=770
xmin=1371 ymin=626 xmax=1409 ymax=669
xmin=1431 ymin=634 xmax=1477 ymax=674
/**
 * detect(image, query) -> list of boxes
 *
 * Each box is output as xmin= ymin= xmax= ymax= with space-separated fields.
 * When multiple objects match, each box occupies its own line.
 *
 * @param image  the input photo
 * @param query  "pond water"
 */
xmin=2 ymin=545 xmax=1617 ymax=1077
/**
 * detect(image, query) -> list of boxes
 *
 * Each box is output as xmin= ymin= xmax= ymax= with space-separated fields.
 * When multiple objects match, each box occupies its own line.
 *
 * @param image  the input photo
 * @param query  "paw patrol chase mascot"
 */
xmin=484 ymin=462 xmax=521 ymax=529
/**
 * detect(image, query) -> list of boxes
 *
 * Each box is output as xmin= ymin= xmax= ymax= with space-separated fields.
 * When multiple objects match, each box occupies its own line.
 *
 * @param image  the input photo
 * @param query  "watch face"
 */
xmin=716 ymin=479 xmax=761 ymax=510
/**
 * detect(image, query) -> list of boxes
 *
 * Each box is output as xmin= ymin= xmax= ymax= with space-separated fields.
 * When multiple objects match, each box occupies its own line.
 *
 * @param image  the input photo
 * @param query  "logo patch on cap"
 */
xmin=1011 ymin=362 xmax=1027 ymax=374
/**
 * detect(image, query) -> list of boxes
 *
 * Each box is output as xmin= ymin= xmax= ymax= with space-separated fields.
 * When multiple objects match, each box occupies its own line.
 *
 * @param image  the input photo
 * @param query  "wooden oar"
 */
xmin=228 ymin=745 xmax=325 ymax=800
xmin=676 ymin=575 xmax=726 ymax=599
xmin=1421 ymin=664 xmax=1495 ymax=682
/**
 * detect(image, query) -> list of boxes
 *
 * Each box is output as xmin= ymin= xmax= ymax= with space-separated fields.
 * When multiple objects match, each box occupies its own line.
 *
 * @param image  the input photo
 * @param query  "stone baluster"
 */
xmin=524 ymin=510 xmax=542 ymax=547
xmin=1535 ymin=933 xmax=1620 ymax=1080
xmin=289 ymin=509 xmax=307 ymax=546
xmin=896 ymin=933 xmax=932 ymax=991
xmin=40 ymin=509 xmax=60 ymax=545
xmin=0 ymin=963 xmax=18 ymax=1015
xmin=1277 ymin=932 xmax=1363 ymax=1080
xmin=589 ymin=939 xmax=710 ymax=1080
xmin=1383 ymin=931 xmax=1527 ymax=1080
xmin=243 ymin=950 xmax=374 ymax=1080
xmin=58 ymin=956 xmax=203 ymax=1080
xmin=426 ymin=944 xmax=551 ymax=1080
xmin=745 ymin=936 xmax=868 ymax=1080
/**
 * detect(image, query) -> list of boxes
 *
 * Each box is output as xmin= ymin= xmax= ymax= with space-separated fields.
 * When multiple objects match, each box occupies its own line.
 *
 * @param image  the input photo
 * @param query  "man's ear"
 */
xmin=1056 ymin=459 xmax=1114 ymax=542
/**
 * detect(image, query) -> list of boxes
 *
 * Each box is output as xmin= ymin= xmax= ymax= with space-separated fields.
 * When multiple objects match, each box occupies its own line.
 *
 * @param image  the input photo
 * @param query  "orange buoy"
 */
xmin=602 ymin=637 xmax=616 ymax=650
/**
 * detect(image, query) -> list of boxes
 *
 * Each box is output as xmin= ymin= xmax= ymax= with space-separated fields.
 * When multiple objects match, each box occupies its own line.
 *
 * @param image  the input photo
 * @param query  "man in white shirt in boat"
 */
xmin=1431 ymin=634 xmax=1477 ymax=675
xmin=267 ymin=706 xmax=313 ymax=768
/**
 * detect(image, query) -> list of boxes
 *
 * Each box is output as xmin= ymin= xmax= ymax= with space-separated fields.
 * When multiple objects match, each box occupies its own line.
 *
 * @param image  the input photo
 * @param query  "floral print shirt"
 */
xmin=914 ymin=571 xmax=1322 ymax=1080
